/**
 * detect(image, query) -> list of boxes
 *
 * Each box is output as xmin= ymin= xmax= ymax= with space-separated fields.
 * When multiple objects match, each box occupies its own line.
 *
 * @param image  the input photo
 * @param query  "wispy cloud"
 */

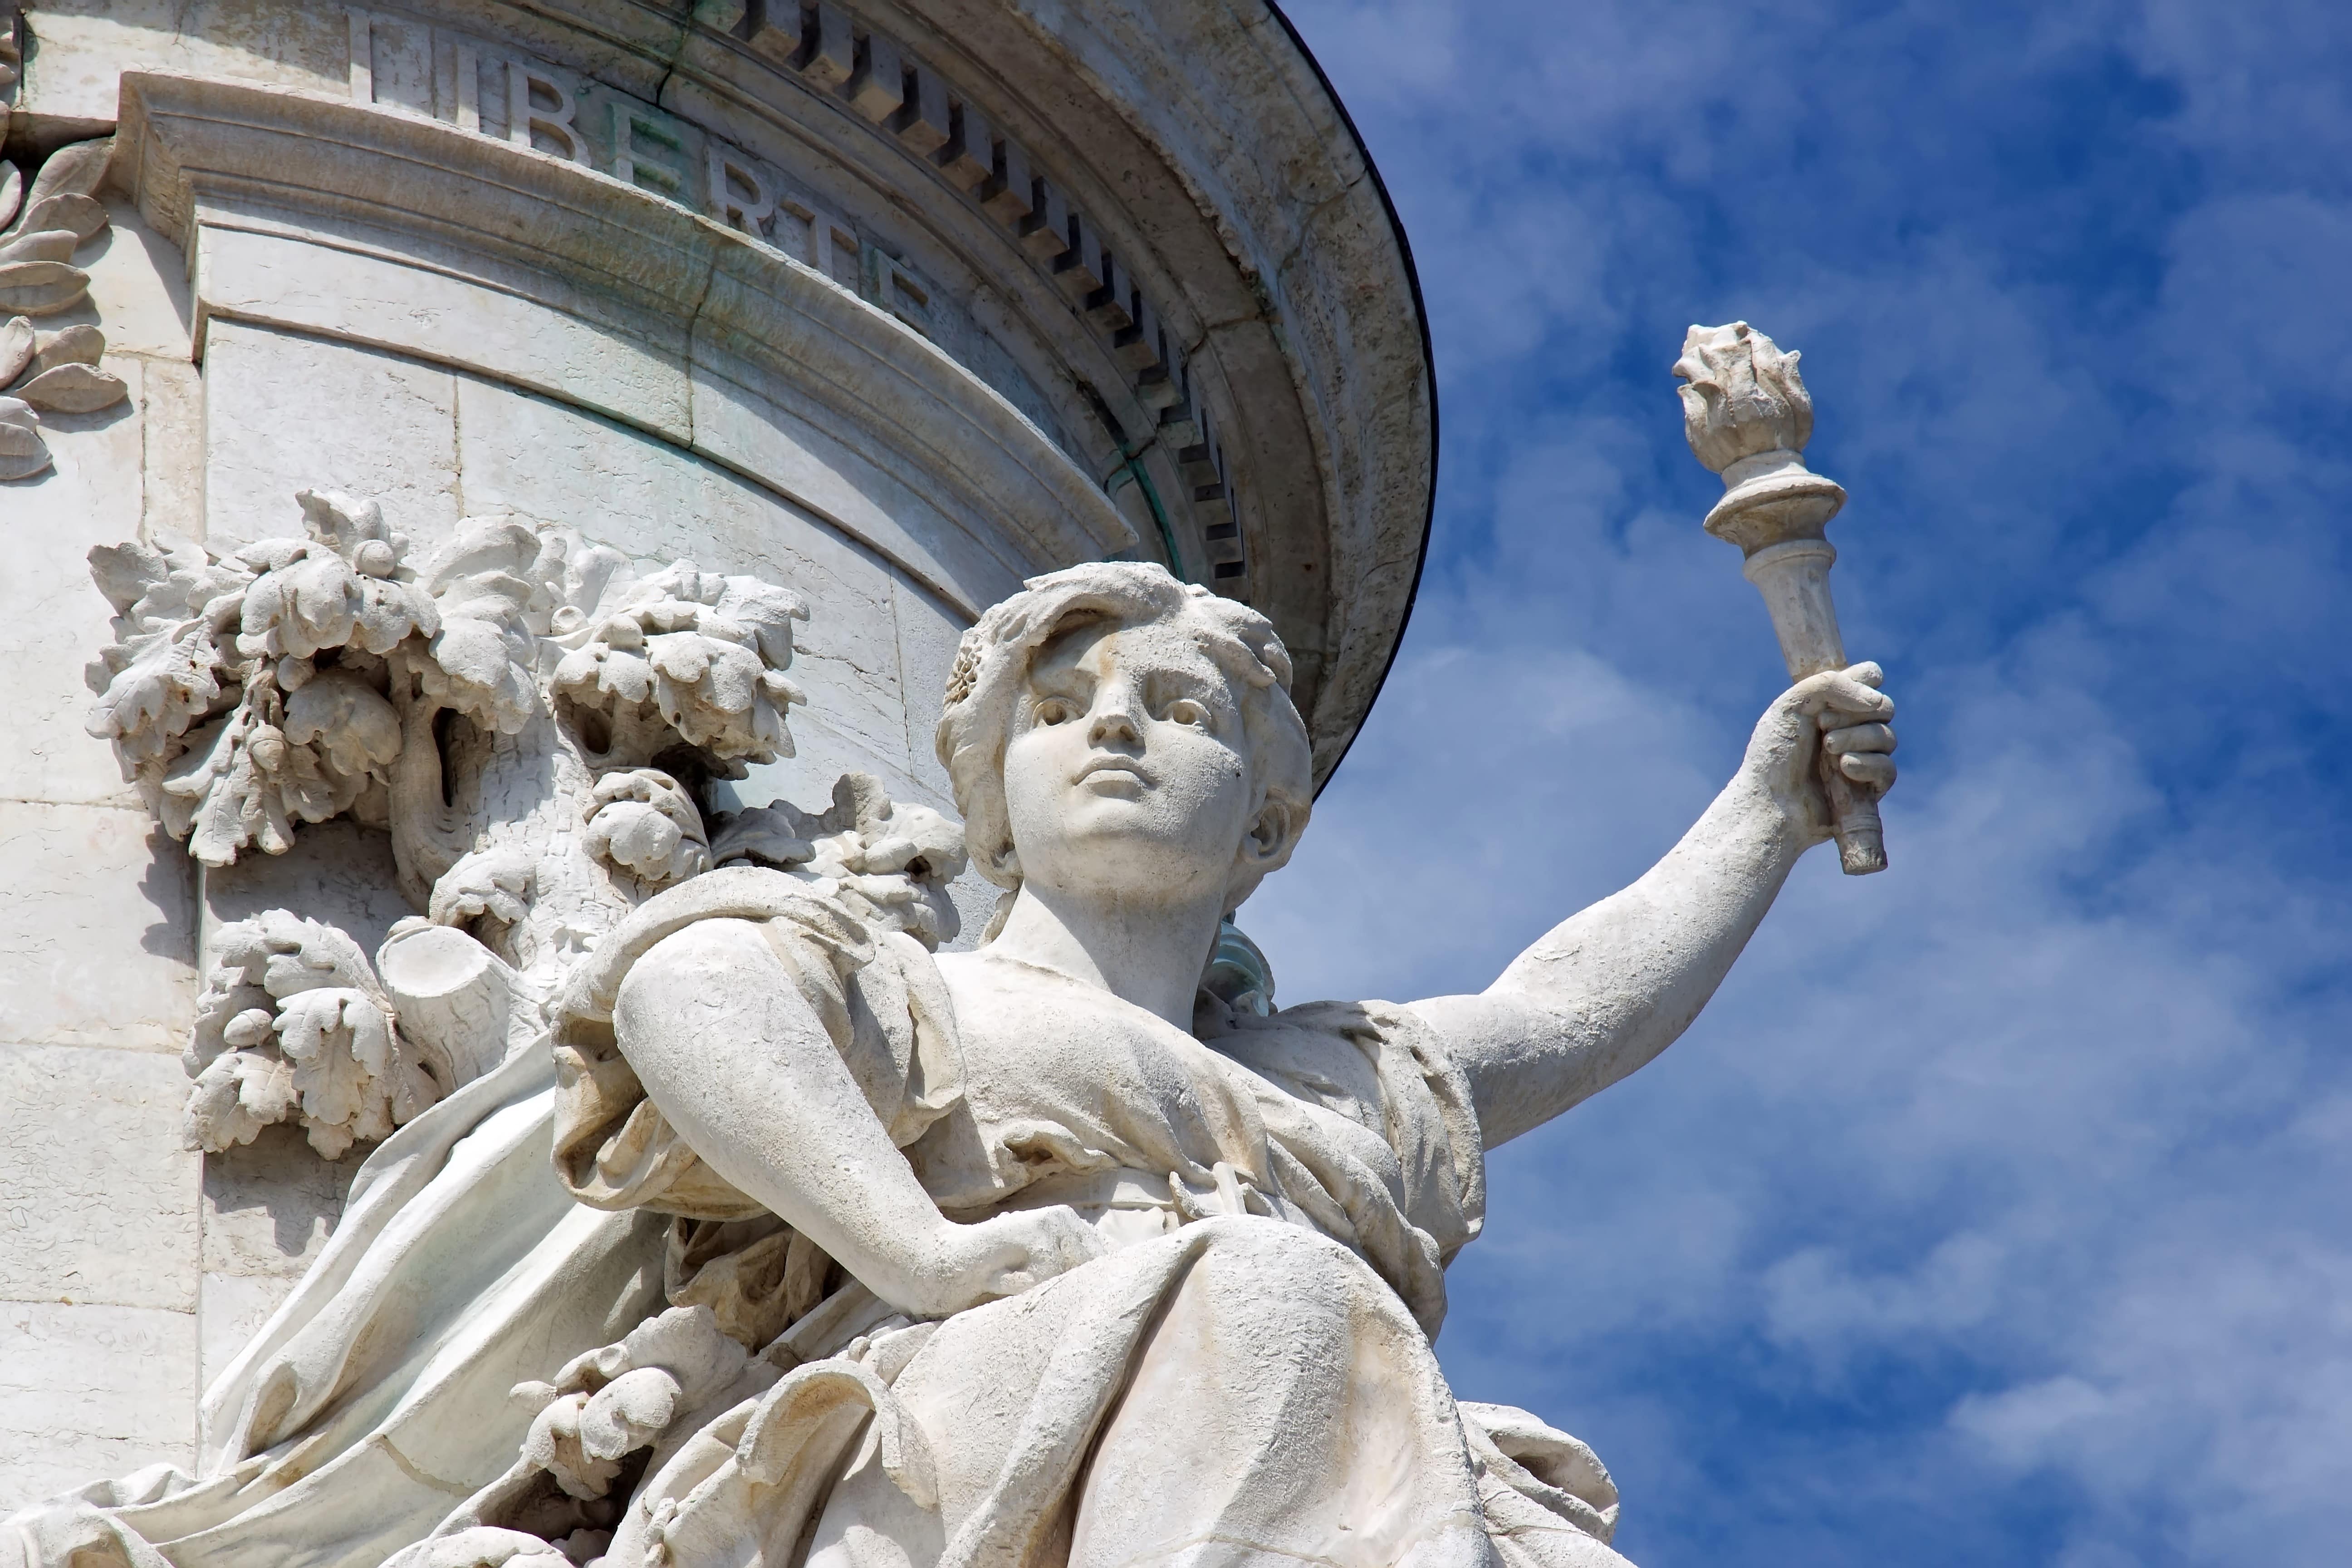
xmin=1248 ymin=2 xmax=2352 ymax=1563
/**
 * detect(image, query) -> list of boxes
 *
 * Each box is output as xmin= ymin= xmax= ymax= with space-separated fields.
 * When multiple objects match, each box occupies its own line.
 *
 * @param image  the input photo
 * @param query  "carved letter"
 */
xmin=708 ymin=145 xmax=777 ymax=235
xmin=782 ymin=196 xmax=859 ymax=286
xmin=867 ymin=249 xmax=931 ymax=336
xmin=347 ymin=9 xmax=374 ymax=102
xmin=508 ymin=59 xmax=587 ymax=162
xmin=612 ymin=103 xmax=688 ymax=198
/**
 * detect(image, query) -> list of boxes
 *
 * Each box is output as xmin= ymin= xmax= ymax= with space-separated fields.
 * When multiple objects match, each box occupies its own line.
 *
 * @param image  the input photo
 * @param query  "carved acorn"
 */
xmin=237 ymin=494 xmax=437 ymax=663
xmin=283 ymin=668 xmax=403 ymax=791
xmin=245 ymin=722 xmax=289 ymax=773
xmin=584 ymin=769 xmax=712 ymax=890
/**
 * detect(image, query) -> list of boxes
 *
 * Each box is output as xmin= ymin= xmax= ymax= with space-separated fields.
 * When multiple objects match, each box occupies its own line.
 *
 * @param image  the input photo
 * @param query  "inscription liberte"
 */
xmin=344 ymin=4 xmax=1241 ymax=582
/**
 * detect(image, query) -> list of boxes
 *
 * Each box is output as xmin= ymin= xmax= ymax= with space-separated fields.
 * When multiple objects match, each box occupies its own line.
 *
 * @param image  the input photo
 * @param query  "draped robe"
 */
xmin=1 ymin=869 xmax=1629 ymax=1568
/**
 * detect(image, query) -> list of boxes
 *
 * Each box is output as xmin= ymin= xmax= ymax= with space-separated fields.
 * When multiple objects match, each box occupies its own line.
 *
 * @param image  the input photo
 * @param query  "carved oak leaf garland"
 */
xmin=553 ymin=563 xmax=808 ymax=766
xmin=0 ymin=134 xmax=130 ymax=481
xmin=709 ymin=772 xmax=969 ymax=951
xmin=411 ymin=518 xmax=558 ymax=732
xmin=186 ymin=911 xmax=441 ymax=1158
xmin=87 ymin=490 xmax=432 ymax=865
xmin=87 ymin=486 xmax=826 ymax=1156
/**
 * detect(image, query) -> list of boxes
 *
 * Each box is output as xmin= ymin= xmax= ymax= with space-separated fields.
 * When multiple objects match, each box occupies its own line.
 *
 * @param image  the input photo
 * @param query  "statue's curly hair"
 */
xmin=934 ymin=561 xmax=1312 ymax=914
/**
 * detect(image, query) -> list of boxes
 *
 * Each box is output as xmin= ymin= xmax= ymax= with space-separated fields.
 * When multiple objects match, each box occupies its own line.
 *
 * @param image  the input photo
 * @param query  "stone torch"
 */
xmin=1673 ymin=321 xmax=1887 ymax=875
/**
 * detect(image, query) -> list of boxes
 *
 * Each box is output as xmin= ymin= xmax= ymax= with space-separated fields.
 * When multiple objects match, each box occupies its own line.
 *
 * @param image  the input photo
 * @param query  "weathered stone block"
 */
xmin=79 ymin=201 xmax=196 ymax=365
xmin=0 ymin=1301 xmax=197 ymax=1514
xmin=194 ymin=222 xmax=696 ymax=450
xmin=0 ymin=355 xmax=145 ymax=809
xmin=0 ymin=1044 xmax=201 ymax=1312
xmin=452 ymin=373 xmax=914 ymax=772
xmin=138 ymin=354 xmax=207 ymax=546
xmin=0 ymin=803 xmax=194 ymax=1052
xmin=202 ymin=821 xmax=415 ymax=961
xmin=892 ymin=566 xmax=968 ymax=797
xmin=685 ymin=356 xmax=1026 ymax=616
xmin=201 ymin=318 xmax=461 ymax=555
xmin=196 ymin=1271 xmax=296 ymax=1401
xmin=199 ymin=1126 xmax=361 ymax=1391
xmin=3 ymin=0 xmax=348 ymax=122
xmin=200 ymin=1124 xmax=361 ymax=1283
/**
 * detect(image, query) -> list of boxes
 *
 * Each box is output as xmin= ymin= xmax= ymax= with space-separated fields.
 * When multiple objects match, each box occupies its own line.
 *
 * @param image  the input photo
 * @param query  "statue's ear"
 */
xmin=1238 ymin=796 xmax=1307 ymax=870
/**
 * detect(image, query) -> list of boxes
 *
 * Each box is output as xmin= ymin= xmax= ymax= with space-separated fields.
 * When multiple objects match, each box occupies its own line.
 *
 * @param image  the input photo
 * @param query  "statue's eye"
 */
xmin=1166 ymin=700 xmax=1210 ymax=728
xmin=1035 ymin=697 xmax=1076 ymax=725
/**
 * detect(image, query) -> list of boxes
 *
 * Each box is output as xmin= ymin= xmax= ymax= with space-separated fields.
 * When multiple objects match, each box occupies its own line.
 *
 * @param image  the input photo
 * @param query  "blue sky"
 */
xmin=1245 ymin=3 xmax=2352 ymax=1564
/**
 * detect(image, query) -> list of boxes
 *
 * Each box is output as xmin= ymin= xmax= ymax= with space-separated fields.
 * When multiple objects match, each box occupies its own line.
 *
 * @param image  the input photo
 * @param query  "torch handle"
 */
xmin=1741 ymin=539 xmax=1888 ymax=876
xmin=1819 ymin=758 xmax=1887 ymax=876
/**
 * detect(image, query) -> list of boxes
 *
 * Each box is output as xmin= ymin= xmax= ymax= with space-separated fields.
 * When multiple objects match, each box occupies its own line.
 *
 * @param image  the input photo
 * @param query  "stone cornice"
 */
xmin=871 ymin=0 xmax=1434 ymax=781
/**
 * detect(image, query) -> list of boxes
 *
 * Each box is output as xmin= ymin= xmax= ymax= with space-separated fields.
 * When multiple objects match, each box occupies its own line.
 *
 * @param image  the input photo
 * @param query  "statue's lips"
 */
xmin=1075 ymin=756 xmax=1154 ymax=792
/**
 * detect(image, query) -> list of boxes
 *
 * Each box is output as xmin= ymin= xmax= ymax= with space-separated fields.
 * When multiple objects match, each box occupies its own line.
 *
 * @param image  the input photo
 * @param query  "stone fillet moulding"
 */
xmin=0 ymin=0 xmax=1434 ymax=1514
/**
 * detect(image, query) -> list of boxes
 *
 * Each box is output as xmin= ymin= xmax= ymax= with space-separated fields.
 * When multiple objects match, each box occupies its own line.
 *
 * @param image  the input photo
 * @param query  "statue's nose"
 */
xmin=1088 ymin=681 xmax=1146 ymax=747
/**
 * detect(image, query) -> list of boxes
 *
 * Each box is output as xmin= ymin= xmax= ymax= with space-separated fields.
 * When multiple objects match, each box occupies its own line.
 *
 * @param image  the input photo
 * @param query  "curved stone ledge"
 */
xmin=113 ymin=69 xmax=1134 ymax=613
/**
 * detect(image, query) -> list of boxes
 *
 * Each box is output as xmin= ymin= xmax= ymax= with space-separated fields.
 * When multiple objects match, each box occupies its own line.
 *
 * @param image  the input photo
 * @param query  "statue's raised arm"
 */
xmin=1409 ymin=656 xmax=1895 ymax=1147
xmin=1414 ymin=322 xmax=1897 ymax=1147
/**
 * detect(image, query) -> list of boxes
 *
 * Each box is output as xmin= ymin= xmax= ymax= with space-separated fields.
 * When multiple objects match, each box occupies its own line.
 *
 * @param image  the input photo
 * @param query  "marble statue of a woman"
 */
xmin=2 ymin=562 xmax=1895 ymax=1568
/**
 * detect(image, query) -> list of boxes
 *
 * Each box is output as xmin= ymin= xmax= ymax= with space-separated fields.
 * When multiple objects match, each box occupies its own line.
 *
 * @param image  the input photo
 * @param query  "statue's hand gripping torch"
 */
xmin=1673 ymin=322 xmax=1886 ymax=876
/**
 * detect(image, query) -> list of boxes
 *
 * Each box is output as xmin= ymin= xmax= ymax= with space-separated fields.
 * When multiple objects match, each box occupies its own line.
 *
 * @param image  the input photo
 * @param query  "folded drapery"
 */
xmin=3 ymin=870 xmax=1627 ymax=1568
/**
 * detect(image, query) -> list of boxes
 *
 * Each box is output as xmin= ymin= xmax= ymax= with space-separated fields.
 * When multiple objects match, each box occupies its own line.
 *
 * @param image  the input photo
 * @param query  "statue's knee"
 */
xmin=1184 ymin=1216 xmax=1385 ymax=1318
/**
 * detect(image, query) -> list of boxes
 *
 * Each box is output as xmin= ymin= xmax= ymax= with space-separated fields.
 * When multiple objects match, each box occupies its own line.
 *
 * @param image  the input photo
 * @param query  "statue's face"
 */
xmin=1001 ymin=616 xmax=1255 ymax=907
